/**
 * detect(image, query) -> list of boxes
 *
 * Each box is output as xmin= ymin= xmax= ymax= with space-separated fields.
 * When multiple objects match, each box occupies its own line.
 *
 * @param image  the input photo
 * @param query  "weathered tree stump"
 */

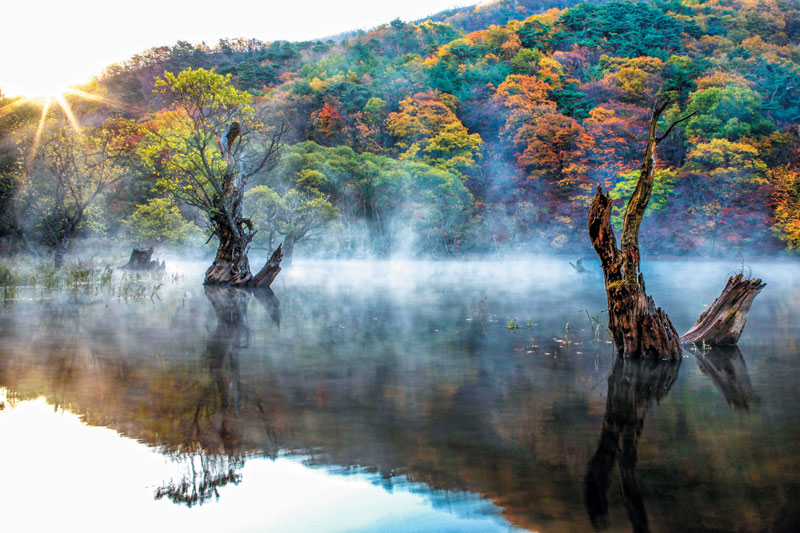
xmin=588 ymin=100 xmax=694 ymax=359
xmin=249 ymin=244 xmax=283 ymax=288
xmin=204 ymin=243 xmax=283 ymax=288
xmin=681 ymin=273 xmax=765 ymax=346
xmin=121 ymin=248 xmax=164 ymax=271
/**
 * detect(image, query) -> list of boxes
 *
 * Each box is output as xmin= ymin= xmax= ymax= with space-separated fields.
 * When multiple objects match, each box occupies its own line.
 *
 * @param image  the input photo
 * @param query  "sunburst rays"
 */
xmin=0 ymin=85 xmax=141 ymax=169
xmin=54 ymin=94 xmax=83 ymax=136
xmin=28 ymin=97 xmax=52 ymax=168
xmin=0 ymin=98 xmax=28 ymax=120
xmin=64 ymin=88 xmax=138 ymax=114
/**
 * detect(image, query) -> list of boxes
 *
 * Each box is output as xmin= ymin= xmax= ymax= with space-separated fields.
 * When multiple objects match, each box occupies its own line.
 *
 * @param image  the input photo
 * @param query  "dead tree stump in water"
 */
xmin=681 ymin=274 xmax=765 ymax=346
xmin=248 ymin=244 xmax=283 ymax=288
xmin=121 ymin=248 xmax=164 ymax=271
xmin=588 ymin=100 xmax=694 ymax=360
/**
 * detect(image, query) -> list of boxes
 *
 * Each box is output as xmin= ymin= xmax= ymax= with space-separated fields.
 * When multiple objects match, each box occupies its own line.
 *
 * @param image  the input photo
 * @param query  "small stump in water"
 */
xmin=121 ymin=248 xmax=164 ymax=271
xmin=681 ymin=273 xmax=766 ymax=346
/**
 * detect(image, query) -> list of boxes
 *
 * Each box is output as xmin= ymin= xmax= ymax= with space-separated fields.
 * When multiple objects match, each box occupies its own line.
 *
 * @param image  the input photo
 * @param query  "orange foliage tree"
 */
xmin=770 ymin=165 xmax=800 ymax=250
xmin=384 ymin=91 xmax=482 ymax=175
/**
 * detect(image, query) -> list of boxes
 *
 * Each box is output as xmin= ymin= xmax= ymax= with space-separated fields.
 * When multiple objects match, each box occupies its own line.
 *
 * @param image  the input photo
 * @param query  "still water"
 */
xmin=1 ymin=258 xmax=799 ymax=532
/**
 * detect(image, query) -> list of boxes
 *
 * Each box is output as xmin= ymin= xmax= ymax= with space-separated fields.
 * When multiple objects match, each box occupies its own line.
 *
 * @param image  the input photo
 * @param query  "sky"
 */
xmin=1 ymin=0 xmax=477 ymax=98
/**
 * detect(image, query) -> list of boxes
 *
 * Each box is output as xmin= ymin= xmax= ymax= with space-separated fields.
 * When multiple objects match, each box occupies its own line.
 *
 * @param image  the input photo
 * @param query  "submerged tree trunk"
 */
xmin=681 ymin=274 xmax=765 ymax=346
xmin=203 ymin=203 xmax=282 ymax=288
xmin=204 ymin=232 xmax=283 ymax=288
xmin=588 ymin=100 xmax=692 ymax=359
xmin=121 ymin=248 xmax=164 ymax=271
xmin=250 ymin=244 xmax=283 ymax=288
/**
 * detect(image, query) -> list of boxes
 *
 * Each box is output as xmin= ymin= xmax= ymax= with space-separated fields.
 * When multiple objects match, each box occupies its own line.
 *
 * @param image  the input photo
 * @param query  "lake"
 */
xmin=1 ymin=257 xmax=799 ymax=532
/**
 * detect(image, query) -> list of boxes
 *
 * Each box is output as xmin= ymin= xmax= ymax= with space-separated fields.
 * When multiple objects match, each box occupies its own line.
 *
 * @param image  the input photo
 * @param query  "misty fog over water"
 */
xmin=1 ymin=257 xmax=799 ymax=532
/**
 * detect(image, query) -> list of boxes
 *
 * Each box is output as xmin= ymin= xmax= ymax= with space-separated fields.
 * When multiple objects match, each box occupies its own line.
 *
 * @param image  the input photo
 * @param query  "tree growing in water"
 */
xmin=142 ymin=68 xmax=284 ymax=286
xmin=588 ymin=99 xmax=694 ymax=359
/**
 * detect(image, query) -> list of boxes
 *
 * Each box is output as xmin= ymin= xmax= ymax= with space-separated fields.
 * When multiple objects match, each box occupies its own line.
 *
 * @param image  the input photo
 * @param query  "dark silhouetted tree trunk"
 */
xmin=681 ymin=274 xmax=765 ymax=346
xmin=250 ymin=244 xmax=283 ymax=288
xmin=585 ymin=357 xmax=681 ymax=532
xmin=203 ymin=200 xmax=255 ymax=286
xmin=588 ymin=100 xmax=694 ymax=359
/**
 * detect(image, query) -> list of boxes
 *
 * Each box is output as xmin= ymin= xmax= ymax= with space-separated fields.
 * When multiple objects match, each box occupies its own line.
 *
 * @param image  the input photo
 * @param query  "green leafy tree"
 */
xmin=244 ymin=185 xmax=283 ymax=251
xmin=371 ymin=161 xmax=474 ymax=255
xmin=684 ymin=85 xmax=775 ymax=141
xmin=555 ymin=0 xmax=698 ymax=60
xmin=123 ymin=198 xmax=198 ymax=248
xmin=140 ymin=68 xmax=283 ymax=285
xmin=244 ymin=184 xmax=338 ymax=264
xmin=23 ymin=121 xmax=131 ymax=266
xmin=609 ymin=168 xmax=676 ymax=232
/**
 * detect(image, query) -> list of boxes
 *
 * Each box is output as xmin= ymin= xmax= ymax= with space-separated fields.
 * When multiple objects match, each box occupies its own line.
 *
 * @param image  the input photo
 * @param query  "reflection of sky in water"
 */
xmin=0 ymin=398 xmax=523 ymax=533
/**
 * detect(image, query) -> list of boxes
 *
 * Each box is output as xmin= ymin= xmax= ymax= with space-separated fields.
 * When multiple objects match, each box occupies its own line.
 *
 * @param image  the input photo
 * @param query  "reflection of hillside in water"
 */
xmin=1 ymin=263 xmax=800 ymax=531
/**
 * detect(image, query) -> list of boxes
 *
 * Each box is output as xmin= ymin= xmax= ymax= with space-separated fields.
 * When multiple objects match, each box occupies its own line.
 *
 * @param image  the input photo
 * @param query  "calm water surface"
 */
xmin=1 ymin=258 xmax=799 ymax=532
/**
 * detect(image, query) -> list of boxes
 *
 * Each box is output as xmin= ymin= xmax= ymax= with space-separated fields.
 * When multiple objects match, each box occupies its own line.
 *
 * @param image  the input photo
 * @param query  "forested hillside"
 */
xmin=2 ymin=0 xmax=799 ymax=259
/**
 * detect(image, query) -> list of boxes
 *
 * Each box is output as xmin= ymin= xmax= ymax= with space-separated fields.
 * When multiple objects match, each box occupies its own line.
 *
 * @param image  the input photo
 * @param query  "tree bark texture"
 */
xmin=681 ymin=273 xmax=765 ymax=346
xmin=203 ymin=123 xmax=282 ymax=288
xmin=204 ymin=235 xmax=283 ymax=288
xmin=203 ymin=212 xmax=254 ymax=286
xmin=588 ymin=101 xmax=682 ymax=359
xmin=250 ymin=244 xmax=283 ymax=288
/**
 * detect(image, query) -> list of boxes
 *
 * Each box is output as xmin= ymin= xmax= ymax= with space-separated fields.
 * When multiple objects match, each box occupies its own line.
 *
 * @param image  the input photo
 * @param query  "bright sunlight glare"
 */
xmin=1 ymin=0 xmax=475 ymax=99
xmin=10 ymin=76 xmax=76 ymax=101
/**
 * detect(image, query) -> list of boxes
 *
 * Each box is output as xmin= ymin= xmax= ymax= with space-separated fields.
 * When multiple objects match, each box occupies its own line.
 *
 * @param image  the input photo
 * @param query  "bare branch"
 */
xmin=656 ymin=110 xmax=698 ymax=144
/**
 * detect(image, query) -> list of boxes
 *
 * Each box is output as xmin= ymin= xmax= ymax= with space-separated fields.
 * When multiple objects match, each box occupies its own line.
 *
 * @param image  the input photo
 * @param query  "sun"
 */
xmin=1 ymin=60 xmax=88 ymax=101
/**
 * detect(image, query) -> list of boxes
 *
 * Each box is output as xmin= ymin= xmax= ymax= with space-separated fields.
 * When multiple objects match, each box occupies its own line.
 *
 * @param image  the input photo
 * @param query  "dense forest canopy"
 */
xmin=2 ymin=0 xmax=800 ymax=259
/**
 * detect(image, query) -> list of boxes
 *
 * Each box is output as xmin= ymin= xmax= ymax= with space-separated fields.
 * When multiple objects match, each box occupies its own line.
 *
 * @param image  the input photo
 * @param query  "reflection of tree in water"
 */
xmin=155 ymin=445 xmax=245 ymax=507
xmin=155 ymin=286 xmax=279 ymax=506
xmin=695 ymin=346 xmax=759 ymax=411
xmin=584 ymin=357 xmax=681 ymax=533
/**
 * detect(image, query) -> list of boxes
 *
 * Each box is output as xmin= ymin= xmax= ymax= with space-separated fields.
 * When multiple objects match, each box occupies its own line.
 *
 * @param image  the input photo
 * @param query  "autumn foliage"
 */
xmin=3 ymin=0 xmax=800 ymax=257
